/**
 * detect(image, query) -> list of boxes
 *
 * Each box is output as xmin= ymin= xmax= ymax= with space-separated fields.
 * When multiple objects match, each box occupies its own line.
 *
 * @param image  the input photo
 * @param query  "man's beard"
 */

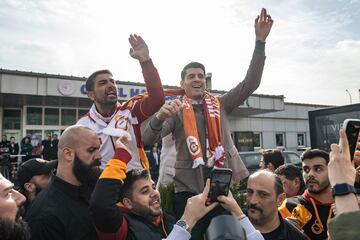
xmin=73 ymin=154 xmax=101 ymax=189
xmin=131 ymin=200 xmax=162 ymax=222
xmin=0 ymin=217 xmax=31 ymax=240
xmin=306 ymin=177 xmax=330 ymax=194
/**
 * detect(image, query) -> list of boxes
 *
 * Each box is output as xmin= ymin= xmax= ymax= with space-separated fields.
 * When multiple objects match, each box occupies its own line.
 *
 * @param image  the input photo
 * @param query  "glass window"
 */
xmin=61 ymin=109 xmax=76 ymax=125
xmin=25 ymin=130 xmax=43 ymax=147
xmin=78 ymin=109 xmax=88 ymax=119
xmin=3 ymin=109 xmax=21 ymax=129
xmin=44 ymin=130 xmax=60 ymax=139
xmin=276 ymin=133 xmax=285 ymax=147
xmin=45 ymin=108 xmax=59 ymax=125
xmin=297 ymin=133 xmax=305 ymax=147
xmin=253 ymin=133 xmax=262 ymax=148
xmin=27 ymin=107 xmax=42 ymax=125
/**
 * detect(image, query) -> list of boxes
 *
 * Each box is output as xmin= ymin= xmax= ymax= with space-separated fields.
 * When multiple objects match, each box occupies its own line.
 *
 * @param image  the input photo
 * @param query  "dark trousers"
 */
xmin=174 ymin=191 xmax=229 ymax=240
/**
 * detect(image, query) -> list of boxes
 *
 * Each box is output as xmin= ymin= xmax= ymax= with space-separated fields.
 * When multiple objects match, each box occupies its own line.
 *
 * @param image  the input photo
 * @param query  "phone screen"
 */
xmin=208 ymin=168 xmax=232 ymax=202
xmin=344 ymin=119 xmax=360 ymax=160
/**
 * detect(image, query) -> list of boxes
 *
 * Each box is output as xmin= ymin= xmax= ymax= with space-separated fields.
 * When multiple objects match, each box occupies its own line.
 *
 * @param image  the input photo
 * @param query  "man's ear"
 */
xmin=24 ymin=182 xmax=35 ymax=193
xmin=62 ymin=147 xmax=74 ymax=163
xmin=180 ymin=80 xmax=185 ymax=89
xmin=123 ymin=197 xmax=133 ymax=210
xmin=277 ymin=192 xmax=286 ymax=207
xmin=294 ymin=177 xmax=300 ymax=188
xmin=87 ymin=91 xmax=95 ymax=101
xmin=267 ymin=163 xmax=275 ymax=172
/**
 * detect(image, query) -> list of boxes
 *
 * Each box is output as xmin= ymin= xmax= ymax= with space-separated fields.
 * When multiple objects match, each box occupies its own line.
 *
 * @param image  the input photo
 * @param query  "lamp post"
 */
xmin=345 ymin=89 xmax=352 ymax=104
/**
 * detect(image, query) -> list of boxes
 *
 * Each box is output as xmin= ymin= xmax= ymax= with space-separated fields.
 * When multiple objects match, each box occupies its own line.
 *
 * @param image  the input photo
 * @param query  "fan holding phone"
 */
xmin=343 ymin=119 xmax=360 ymax=189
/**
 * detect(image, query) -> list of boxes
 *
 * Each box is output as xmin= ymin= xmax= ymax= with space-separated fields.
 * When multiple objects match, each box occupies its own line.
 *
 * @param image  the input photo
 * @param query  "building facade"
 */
xmin=0 ymin=68 xmax=329 ymax=153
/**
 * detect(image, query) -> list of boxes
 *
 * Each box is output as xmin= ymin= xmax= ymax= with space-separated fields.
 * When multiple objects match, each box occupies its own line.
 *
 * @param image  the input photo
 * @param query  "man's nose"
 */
xmin=14 ymin=190 xmax=26 ymax=206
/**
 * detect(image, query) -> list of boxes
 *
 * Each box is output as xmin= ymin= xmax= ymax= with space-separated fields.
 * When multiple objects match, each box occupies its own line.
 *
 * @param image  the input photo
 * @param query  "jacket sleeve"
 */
xmin=132 ymin=59 xmax=165 ymax=123
xmin=220 ymin=41 xmax=266 ymax=113
xmin=141 ymin=114 xmax=176 ymax=147
xmin=89 ymin=148 xmax=131 ymax=234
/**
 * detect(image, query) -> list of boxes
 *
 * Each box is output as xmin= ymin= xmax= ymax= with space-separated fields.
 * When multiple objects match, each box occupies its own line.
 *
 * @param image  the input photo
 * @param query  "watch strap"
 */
xmin=332 ymin=183 xmax=356 ymax=197
xmin=176 ymin=219 xmax=191 ymax=233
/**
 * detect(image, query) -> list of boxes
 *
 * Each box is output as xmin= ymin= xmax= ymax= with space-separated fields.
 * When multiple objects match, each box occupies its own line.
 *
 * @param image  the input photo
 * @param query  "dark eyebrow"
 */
xmin=2 ymin=185 xmax=14 ymax=194
xmin=139 ymin=185 xmax=149 ymax=192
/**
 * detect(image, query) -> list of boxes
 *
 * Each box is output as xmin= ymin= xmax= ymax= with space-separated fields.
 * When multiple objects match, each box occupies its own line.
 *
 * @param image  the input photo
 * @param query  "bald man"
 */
xmin=25 ymin=125 xmax=101 ymax=240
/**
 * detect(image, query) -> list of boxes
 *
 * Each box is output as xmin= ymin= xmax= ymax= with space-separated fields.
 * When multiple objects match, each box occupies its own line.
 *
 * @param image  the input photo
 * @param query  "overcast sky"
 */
xmin=0 ymin=0 xmax=359 ymax=106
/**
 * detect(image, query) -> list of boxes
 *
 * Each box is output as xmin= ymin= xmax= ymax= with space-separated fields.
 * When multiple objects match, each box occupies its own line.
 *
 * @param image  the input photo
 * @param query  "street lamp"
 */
xmin=345 ymin=89 xmax=352 ymax=104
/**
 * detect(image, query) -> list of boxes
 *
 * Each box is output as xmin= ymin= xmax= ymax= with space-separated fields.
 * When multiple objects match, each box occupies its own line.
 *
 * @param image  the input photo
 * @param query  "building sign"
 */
xmin=47 ymin=78 xmax=147 ymax=100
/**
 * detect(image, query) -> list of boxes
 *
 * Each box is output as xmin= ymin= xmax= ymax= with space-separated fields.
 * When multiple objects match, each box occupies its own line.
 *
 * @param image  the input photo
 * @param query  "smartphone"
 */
xmin=343 ymin=119 xmax=360 ymax=160
xmin=208 ymin=168 xmax=232 ymax=202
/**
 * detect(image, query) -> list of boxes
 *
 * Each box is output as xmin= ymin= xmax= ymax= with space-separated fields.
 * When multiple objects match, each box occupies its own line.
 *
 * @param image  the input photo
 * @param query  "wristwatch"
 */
xmin=176 ymin=219 xmax=191 ymax=233
xmin=332 ymin=183 xmax=356 ymax=197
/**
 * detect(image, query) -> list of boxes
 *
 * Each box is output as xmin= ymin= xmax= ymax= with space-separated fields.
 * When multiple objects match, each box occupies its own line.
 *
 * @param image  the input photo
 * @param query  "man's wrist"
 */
xmin=332 ymin=183 xmax=357 ymax=197
xmin=138 ymin=56 xmax=151 ymax=63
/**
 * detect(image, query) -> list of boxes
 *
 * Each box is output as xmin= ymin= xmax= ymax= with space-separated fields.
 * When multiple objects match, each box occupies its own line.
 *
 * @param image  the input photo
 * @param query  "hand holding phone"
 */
xmin=343 ymin=119 xmax=360 ymax=161
xmin=207 ymin=168 xmax=232 ymax=203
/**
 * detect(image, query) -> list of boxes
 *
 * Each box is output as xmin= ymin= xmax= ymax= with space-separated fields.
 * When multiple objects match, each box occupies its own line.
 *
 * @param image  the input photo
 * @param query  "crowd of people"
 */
xmin=0 ymin=7 xmax=359 ymax=240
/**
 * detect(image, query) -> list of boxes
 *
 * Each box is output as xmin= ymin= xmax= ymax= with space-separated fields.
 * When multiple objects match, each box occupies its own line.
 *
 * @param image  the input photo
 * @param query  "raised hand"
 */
xmin=255 ymin=8 xmax=274 ymax=42
xmin=329 ymin=129 xmax=356 ymax=187
xmin=128 ymin=34 xmax=150 ymax=62
xmin=180 ymin=179 xmax=218 ymax=231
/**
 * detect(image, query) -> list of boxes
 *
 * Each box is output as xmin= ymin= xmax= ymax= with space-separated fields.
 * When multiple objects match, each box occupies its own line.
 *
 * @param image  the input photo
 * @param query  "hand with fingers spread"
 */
xmin=128 ymin=34 xmax=150 ymax=62
xmin=255 ymin=8 xmax=274 ymax=42
xmin=155 ymin=99 xmax=184 ymax=121
xmin=329 ymin=129 xmax=356 ymax=187
xmin=180 ymin=179 xmax=218 ymax=231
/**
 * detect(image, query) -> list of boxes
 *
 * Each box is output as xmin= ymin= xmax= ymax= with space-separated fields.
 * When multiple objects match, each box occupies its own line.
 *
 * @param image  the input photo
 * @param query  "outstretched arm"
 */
xmin=329 ymin=129 xmax=359 ymax=215
xmin=128 ymin=34 xmax=165 ymax=122
xmin=220 ymin=8 xmax=273 ymax=112
xmin=89 ymin=136 xmax=132 ymax=235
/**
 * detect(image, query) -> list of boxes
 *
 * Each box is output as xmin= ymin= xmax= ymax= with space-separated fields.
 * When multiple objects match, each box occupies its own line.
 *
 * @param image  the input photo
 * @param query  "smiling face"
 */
xmin=124 ymin=177 xmax=162 ymax=220
xmin=180 ymin=67 xmax=206 ymax=101
xmin=302 ymin=157 xmax=330 ymax=194
xmin=88 ymin=73 xmax=118 ymax=107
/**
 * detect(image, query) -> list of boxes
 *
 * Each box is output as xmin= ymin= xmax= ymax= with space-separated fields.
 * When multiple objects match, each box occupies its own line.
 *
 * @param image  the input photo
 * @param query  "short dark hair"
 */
xmin=261 ymin=149 xmax=285 ymax=170
xmin=300 ymin=149 xmax=329 ymax=164
xmin=274 ymin=174 xmax=284 ymax=196
xmin=181 ymin=62 xmax=205 ymax=81
xmin=275 ymin=164 xmax=306 ymax=194
xmin=119 ymin=169 xmax=151 ymax=202
xmin=86 ymin=69 xmax=113 ymax=91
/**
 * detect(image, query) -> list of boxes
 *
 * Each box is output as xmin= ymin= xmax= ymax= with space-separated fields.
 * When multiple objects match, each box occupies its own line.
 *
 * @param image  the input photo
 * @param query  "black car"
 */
xmin=239 ymin=151 xmax=302 ymax=175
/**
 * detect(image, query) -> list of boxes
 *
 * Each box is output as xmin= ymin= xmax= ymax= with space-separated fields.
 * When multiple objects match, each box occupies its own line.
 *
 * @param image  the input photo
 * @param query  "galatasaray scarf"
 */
xmin=165 ymin=89 xmax=225 ymax=168
xmin=89 ymin=95 xmax=150 ymax=169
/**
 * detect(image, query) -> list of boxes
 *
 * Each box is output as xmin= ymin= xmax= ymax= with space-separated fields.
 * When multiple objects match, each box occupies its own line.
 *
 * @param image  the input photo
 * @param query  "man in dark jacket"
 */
xmin=246 ymin=170 xmax=306 ymax=240
xmin=90 ymin=136 xmax=218 ymax=240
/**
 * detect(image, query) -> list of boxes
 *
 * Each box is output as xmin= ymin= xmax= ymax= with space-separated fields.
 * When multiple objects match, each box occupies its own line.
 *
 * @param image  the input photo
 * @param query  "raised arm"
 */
xmin=89 ymin=137 xmax=132 ymax=235
xmin=220 ymin=8 xmax=273 ymax=112
xmin=128 ymin=34 xmax=165 ymax=122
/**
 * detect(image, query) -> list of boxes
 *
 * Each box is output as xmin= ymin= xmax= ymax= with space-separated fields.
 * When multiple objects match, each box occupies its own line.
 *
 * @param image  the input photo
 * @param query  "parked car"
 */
xmin=239 ymin=151 xmax=302 ymax=175
xmin=237 ymin=151 xmax=302 ymax=191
